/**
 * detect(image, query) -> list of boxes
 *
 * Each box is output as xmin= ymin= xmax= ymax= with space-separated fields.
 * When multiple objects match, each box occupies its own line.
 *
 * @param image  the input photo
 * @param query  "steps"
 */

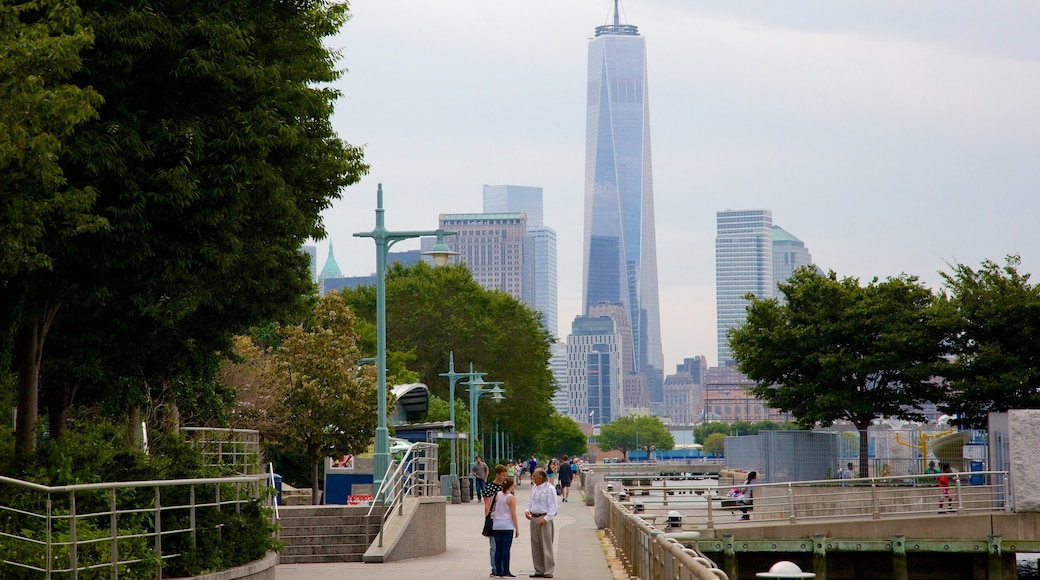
xmin=277 ymin=505 xmax=386 ymax=563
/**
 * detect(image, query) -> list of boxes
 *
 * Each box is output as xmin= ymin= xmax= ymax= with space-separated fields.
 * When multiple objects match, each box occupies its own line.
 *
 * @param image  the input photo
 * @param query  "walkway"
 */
xmin=275 ymin=481 xmax=617 ymax=580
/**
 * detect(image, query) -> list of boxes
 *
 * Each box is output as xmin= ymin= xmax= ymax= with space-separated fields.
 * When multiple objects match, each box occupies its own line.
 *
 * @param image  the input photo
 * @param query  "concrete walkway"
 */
xmin=275 ymin=482 xmax=616 ymax=580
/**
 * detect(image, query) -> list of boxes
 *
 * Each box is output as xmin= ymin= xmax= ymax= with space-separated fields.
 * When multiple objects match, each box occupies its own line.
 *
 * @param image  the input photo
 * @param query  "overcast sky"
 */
xmin=315 ymin=0 xmax=1040 ymax=371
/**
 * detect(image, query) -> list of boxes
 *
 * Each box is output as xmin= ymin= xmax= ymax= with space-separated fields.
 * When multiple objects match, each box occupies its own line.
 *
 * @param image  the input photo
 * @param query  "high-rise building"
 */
xmin=567 ymin=315 xmax=624 ymax=425
xmin=549 ymin=341 xmax=569 ymax=416
xmin=703 ymin=366 xmax=789 ymax=423
xmin=772 ymin=225 xmax=815 ymax=294
xmin=438 ymin=213 xmax=527 ymax=301
xmin=319 ymin=243 xmax=344 ymax=280
xmin=480 ymin=185 xmax=558 ymax=338
xmin=581 ymin=2 xmax=664 ymax=402
xmin=301 ymin=244 xmax=317 ymax=284
xmin=716 ymin=210 xmax=774 ymax=366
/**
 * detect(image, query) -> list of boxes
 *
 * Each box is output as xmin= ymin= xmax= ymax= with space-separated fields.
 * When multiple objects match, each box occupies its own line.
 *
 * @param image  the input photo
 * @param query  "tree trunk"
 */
xmin=14 ymin=304 xmax=60 ymax=456
xmin=45 ymin=380 xmax=79 ymax=442
xmin=128 ymin=405 xmax=142 ymax=449
xmin=310 ymin=452 xmax=321 ymax=505
xmin=857 ymin=422 xmax=871 ymax=478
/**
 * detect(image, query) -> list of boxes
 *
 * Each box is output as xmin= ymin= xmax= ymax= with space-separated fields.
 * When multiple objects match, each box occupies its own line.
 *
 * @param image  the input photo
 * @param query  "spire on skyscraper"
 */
xmin=319 ymin=243 xmax=343 ymax=279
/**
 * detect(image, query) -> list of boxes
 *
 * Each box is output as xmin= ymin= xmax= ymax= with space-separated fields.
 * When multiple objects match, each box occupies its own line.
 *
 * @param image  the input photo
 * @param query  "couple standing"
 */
xmin=484 ymin=466 xmax=558 ymax=578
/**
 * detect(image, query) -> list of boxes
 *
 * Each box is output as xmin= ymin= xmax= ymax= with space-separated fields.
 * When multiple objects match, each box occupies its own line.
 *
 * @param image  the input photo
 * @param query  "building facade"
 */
xmin=438 ymin=213 xmax=527 ymax=301
xmin=582 ymin=6 xmax=664 ymax=402
xmin=567 ymin=315 xmax=624 ymax=426
xmin=702 ymin=366 xmax=788 ymax=423
xmin=772 ymin=224 xmax=815 ymax=297
xmin=716 ymin=209 xmax=774 ymax=366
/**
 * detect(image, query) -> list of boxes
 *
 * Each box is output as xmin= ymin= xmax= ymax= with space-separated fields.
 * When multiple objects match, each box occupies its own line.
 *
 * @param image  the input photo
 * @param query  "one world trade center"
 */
xmin=581 ymin=2 xmax=664 ymax=402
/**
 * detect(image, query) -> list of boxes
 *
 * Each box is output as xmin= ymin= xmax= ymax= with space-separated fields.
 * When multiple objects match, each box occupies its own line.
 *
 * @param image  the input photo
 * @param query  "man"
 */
xmin=484 ymin=464 xmax=508 ymax=576
xmin=525 ymin=467 xmax=558 ymax=578
xmin=557 ymin=454 xmax=573 ymax=503
xmin=527 ymin=455 xmax=538 ymax=480
xmin=473 ymin=456 xmax=490 ymax=499
xmin=839 ymin=462 xmax=853 ymax=487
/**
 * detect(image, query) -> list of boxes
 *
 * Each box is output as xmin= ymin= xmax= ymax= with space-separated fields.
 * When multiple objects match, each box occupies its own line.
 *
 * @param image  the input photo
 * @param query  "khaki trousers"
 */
xmin=529 ymin=518 xmax=555 ymax=575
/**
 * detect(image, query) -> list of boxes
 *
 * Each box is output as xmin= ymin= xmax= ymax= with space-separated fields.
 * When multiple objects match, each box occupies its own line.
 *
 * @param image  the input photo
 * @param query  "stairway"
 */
xmin=277 ymin=505 xmax=386 ymax=563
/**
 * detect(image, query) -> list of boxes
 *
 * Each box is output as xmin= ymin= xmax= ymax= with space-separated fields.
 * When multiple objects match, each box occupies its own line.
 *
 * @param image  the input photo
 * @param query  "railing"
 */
xmin=0 ymin=473 xmax=273 ymax=579
xmin=603 ymin=487 xmax=728 ymax=580
xmin=367 ymin=442 xmax=439 ymax=548
xmin=611 ymin=471 xmax=1011 ymax=529
xmin=183 ymin=427 xmax=263 ymax=475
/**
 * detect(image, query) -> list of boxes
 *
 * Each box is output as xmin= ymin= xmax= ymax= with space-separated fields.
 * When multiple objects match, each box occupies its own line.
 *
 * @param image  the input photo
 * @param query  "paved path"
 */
xmin=275 ymin=482 xmax=616 ymax=580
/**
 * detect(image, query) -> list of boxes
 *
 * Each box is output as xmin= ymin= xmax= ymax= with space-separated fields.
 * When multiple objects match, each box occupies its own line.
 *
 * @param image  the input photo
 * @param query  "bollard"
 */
xmin=633 ymin=502 xmax=644 ymax=514
xmin=755 ymin=561 xmax=815 ymax=578
xmin=666 ymin=510 xmax=683 ymax=530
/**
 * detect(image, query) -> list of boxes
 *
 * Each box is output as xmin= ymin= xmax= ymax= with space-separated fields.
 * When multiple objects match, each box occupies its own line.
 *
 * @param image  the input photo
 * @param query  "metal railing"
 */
xmin=183 ymin=427 xmax=263 ymax=475
xmin=0 ymin=473 xmax=273 ymax=579
xmin=603 ymin=487 xmax=728 ymax=580
xmin=367 ymin=442 xmax=439 ymax=548
xmin=611 ymin=470 xmax=1011 ymax=529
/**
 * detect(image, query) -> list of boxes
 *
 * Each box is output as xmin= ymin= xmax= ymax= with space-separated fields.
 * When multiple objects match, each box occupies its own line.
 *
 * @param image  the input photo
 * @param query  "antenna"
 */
xmin=613 ymin=0 xmax=620 ymax=27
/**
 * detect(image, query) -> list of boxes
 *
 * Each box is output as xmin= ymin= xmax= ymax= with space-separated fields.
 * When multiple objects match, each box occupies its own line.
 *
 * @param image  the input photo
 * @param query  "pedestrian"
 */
xmin=473 ymin=456 xmax=490 ymax=500
xmin=738 ymin=471 xmax=757 ymax=521
xmin=547 ymin=458 xmax=557 ymax=486
xmin=506 ymin=460 xmax=517 ymax=482
xmin=938 ymin=463 xmax=955 ymax=513
xmin=525 ymin=468 xmax=558 ymax=578
xmin=839 ymin=462 xmax=853 ymax=486
xmin=516 ymin=459 xmax=525 ymax=486
xmin=491 ymin=478 xmax=520 ymax=577
xmin=484 ymin=465 xmax=508 ymax=575
xmin=924 ymin=460 xmax=940 ymax=485
xmin=557 ymin=454 xmax=574 ymax=502
xmin=527 ymin=455 xmax=538 ymax=482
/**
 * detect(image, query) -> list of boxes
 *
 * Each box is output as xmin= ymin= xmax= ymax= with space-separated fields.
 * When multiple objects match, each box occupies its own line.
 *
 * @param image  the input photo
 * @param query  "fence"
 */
xmin=0 ymin=473 xmax=273 ymax=579
xmin=603 ymin=486 xmax=728 ymax=580
xmin=611 ymin=470 xmax=1011 ymax=529
xmin=183 ymin=427 xmax=263 ymax=475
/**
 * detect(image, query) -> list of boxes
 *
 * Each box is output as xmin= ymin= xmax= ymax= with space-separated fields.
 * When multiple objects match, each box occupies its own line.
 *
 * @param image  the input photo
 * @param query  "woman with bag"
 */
xmin=491 ymin=478 xmax=519 ymax=577
xmin=738 ymin=471 xmax=757 ymax=521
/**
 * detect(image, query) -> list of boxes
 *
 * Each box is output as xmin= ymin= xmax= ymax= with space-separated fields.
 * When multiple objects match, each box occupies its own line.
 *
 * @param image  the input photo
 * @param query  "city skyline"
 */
xmin=314 ymin=1 xmax=1040 ymax=370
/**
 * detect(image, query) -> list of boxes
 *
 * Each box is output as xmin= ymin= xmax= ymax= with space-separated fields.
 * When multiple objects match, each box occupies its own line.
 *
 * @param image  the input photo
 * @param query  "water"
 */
xmin=1020 ymin=554 xmax=1040 ymax=579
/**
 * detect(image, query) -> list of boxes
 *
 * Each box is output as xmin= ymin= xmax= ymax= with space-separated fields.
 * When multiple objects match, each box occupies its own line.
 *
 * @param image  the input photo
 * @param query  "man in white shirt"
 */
xmin=524 ymin=468 xmax=558 ymax=578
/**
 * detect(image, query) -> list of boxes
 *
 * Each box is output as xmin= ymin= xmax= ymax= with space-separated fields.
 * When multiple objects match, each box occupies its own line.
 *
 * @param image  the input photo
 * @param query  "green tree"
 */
xmin=703 ymin=432 xmax=726 ymax=457
xmin=234 ymin=292 xmax=380 ymax=504
xmin=340 ymin=263 xmax=556 ymax=449
xmin=730 ymin=267 xmax=948 ymax=477
xmin=6 ymin=0 xmax=367 ymax=455
xmin=534 ymin=415 xmax=588 ymax=460
xmin=598 ymin=416 xmax=673 ymax=461
xmin=693 ymin=422 xmax=730 ymax=445
xmin=939 ymin=255 xmax=1040 ymax=427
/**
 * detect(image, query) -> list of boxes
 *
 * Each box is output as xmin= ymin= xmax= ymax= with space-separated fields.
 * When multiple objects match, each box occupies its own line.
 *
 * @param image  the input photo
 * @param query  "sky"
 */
xmin=315 ymin=0 xmax=1040 ymax=372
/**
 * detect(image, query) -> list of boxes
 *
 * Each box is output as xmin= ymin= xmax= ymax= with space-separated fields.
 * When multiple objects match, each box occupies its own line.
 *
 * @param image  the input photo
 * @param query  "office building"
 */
xmin=581 ymin=3 xmax=664 ymax=401
xmin=550 ymin=341 xmax=569 ymax=416
xmin=301 ymin=244 xmax=317 ymax=284
xmin=663 ymin=356 xmax=708 ymax=425
xmin=320 ymin=250 xmax=422 ymax=296
xmin=702 ymin=366 xmax=788 ymax=423
xmin=567 ymin=315 xmax=624 ymax=425
xmin=483 ymin=184 xmax=543 ymax=227
xmin=716 ymin=210 xmax=774 ymax=366
xmin=438 ymin=213 xmax=527 ymax=301
xmin=772 ymin=225 xmax=815 ymax=294
xmin=319 ymin=243 xmax=344 ymax=280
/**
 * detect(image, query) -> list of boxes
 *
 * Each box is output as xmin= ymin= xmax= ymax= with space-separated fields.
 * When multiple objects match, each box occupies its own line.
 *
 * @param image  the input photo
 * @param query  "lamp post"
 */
xmin=439 ymin=351 xmax=485 ymax=486
xmin=355 ymin=184 xmax=457 ymax=499
xmin=465 ymin=368 xmax=504 ymax=475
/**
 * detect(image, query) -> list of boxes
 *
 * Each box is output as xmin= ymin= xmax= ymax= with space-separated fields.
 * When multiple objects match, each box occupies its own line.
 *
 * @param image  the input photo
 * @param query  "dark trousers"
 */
xmin=492 ymin=529 xmax=514 ymax=575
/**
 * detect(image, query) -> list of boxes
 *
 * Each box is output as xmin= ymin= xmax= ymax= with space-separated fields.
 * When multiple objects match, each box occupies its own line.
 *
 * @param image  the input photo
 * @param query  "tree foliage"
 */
xmin=703 ymin=432 xmax=726 ymax=457
xmin=339 ymin=262 xmax=556 ymax=448
xmin=227 ymin=292 xmax=380 ymax=504
xmin=597 ymin=415 xmax=674 ymax=461
xmin=939 ymin=254 xmax=1040 ymax=427
xmin=729 ymin=267 xmax=948 ymax=476
xmin=533 ymin=415 xmax=588 ymax=460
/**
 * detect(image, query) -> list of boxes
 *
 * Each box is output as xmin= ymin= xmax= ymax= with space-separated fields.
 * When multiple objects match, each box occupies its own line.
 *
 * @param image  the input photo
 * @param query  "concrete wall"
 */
xmin=171 ymin=552 xmax=277 ymax=580
xmin=1005 ymin=410 xmax=1040 ymax=512
xmin=363 ymin=496 xmax=447 ymax=562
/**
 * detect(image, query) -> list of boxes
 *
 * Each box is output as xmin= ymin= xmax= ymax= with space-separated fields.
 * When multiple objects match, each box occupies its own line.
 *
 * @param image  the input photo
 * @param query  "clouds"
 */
xmin=321 ymin=1 xmax=1040 ymax=369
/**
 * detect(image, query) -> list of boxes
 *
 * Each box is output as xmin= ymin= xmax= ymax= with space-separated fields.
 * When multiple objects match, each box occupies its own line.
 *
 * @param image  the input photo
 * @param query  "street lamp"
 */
xmin=439 ymin=351 xmax=486 ymax=486
xmin=355 ymin=184 xmax=457 ymax=499
xmin=465 ymin=368 xmax=504 ymax=474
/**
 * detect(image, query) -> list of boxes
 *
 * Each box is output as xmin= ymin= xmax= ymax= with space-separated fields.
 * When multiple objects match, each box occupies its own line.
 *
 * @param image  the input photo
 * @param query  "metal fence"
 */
xmin=603 ymin=487 xmax=728 ymax=580
xmin=0 ymin=473 xmax=273 ymax=579
xmin=183 ymin=427 xmax=263 ymax=475
xmin=368 ymin=442 xmax=440 ymax=548
xmin=612 ymin=470 xmax=1011 ymax=530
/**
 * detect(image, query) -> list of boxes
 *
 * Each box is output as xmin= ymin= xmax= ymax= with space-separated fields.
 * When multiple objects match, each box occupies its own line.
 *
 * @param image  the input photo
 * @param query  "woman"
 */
xmin=491 ymin=478 xmax=519 ymax=577
xmin=547 ymin=458 xmax=558 ymax=486
xmin=738 ymin=471 xmax=757 ymax=521
xmin=506 ymin=461 xmax=517 ymax=482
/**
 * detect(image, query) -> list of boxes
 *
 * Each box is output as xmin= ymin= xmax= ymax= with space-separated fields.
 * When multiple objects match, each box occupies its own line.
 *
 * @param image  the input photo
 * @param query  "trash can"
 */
xmin=272 ymin=474 xmax=283 ymax=505
xmin=969 ymin=461 xmax=984 ymax=485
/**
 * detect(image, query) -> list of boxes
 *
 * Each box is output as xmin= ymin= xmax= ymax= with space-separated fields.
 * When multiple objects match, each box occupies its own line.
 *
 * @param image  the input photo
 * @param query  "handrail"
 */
xmin=366 ymin=443 xmax=439 ymax=548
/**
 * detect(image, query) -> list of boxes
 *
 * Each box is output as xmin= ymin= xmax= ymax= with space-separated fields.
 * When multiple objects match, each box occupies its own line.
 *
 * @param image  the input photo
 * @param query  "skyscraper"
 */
xmin=567 ymin=315 xmax=624 ymax=426
xmin=716 ymin=209 xmax=774 ymax=366
xmin=438 ymin=213 xmax=527 ymax=300
xmin=772 ymin=224 xmax=815 ymax=293
xmin=581 ymin=2 xmax=664 ymax=402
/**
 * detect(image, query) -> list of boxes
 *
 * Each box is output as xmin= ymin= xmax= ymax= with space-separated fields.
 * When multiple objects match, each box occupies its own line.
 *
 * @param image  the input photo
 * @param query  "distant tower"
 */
xmin=319 ymin=243 xmax=344 ymax=280
xmin=438 ymin=213 xmax=527 ymax=301
xmin=772 ymin=224 xmax=815 ymax=295
xmin=582 ymin=0 xmax=664 ymax=402
xmin=716 ymin=210 xmax=773 ymax=366
xmin=567 ymin=315 xmax=624 ymax=425
xmin=301 ymin=244 xmax=318 ymax=283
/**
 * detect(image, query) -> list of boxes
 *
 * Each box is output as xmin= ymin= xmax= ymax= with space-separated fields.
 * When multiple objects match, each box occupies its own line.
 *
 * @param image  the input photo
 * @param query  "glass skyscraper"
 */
xmin=716 ymin=209 xmax=774 ymax=366
xmin=581 ymin=4 xmax=664 ymax=401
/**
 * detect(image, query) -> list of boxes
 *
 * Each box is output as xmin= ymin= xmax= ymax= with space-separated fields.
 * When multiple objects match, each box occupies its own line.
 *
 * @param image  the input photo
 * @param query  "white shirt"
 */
xmin=525 ymin=482 xmax=558 ymax=522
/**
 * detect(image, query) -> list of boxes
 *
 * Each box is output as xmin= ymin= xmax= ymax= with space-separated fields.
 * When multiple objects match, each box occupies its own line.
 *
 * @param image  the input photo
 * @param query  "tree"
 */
xmin=693 ymin=422 xmax=730 ymax=445
xmin=939 ymin=255 xmax=1040 ymax=427
xmin=5 ymin=0 xmax=367 ymax=455
xmin=703 ymin=432 xmax=726 ymax=457
xmin=230 ymin=292 xmax=380 ymax=504
xmin=533 ymin=415 xmax=588 ymax=460
xmin=730 ymin=267 xmax=948 ymax=477
xmin=597 ymin=416 xmax=674 ymax=461
xmin=339 ymin=263 xmax=557 ymax=448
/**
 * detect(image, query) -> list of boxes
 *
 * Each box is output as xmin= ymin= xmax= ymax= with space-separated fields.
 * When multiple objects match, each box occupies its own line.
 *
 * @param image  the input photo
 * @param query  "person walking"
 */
xmin=738 ymin=471 xmax=757 ymax=521
xmin=938 ymin=463 xmax=956 ymax=513
xmin=491 ymin=478 xmax=520 ymax=577
xmin=557 ymin=455 xmax=573 ymax=502
xmin=484 ymin=465 xmax=508 ymax=575
xmin=525 ymin=468 xmax=558 ymax=578
xmin=473 ymin=456 xmax=490 ymax=500
xmin=547 ymin=458 xmax=558 ymax=486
